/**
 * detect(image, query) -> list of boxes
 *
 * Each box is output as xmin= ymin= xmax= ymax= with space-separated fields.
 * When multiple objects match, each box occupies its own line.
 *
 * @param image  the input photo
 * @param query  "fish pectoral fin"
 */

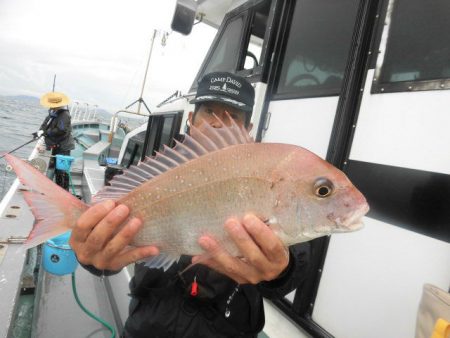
xmin=142 ymin=253 xmax=179 ymax=271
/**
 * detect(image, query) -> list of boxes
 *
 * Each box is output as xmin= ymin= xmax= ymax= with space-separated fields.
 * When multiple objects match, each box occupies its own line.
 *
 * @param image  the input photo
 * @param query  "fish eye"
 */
xmin=314 ymin=178 xmax=334 ymax=198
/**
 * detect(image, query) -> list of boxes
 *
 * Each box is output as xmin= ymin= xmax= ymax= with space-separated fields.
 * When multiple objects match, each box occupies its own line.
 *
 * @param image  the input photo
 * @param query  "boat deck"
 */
xmin=0 ymin=181 xmax=33 ymax=338
xmin=32 ymin=267 xmax=118 ymax=337
xmin=0 ymin=121 xmax=124 ymax=337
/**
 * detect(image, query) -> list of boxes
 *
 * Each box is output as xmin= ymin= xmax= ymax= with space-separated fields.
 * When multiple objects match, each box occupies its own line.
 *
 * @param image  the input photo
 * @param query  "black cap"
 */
xmin=191 ymin=72 xmax=255 ymax=113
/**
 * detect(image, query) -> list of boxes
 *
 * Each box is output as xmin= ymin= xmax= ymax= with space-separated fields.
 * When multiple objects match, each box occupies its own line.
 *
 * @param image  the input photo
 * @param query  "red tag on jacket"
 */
xmin=190 ymin=277 xmax=198 ymax=296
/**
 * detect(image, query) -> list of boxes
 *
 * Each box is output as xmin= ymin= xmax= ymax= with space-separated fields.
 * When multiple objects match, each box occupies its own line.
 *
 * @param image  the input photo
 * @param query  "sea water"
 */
xmin=0 ymin=96 xmax=46 ymax=199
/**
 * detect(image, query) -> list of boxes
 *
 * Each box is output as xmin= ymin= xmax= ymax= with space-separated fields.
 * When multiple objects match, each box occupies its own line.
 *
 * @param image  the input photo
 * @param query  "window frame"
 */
xmin=120 ymin=130 xmax=147 ymax=168
xmin=141 ymin=112 xmax=183 ymax=161
xmin=371 ymin=0 xmax=450 ymax=94
xmin=190 ymin=0 xmax=278 ymax=91
xmin=259 ymin=0 xmax=382 ymax=336
xmin=191 ymin=10 xmax=249 ymax=90
xmin=271 ymin=0 xmax=361 ymax=101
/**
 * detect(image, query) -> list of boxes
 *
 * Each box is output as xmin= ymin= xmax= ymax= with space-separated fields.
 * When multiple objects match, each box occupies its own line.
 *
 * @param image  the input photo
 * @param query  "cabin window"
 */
xmin=142 ymin=112 xmax=183 ymax=159
xmin=274 ymin=0 xmax=359 ymax=99
xmin=201 ymin=15 xmax=245 ymax=76
xmin=192 ymin=0 xmax=273 ymax=88
xmin=121 ymin=131 xmax=146 ymax=168
xmin=374 ymin=0 xmax=450 ymax=92
xmin=240 ymin=1 xmax=271 ymax=74
xmin=120 ymin=113 xmax=182 ymax=168
xmin=158 ymin=116 xmax=175 ymax=151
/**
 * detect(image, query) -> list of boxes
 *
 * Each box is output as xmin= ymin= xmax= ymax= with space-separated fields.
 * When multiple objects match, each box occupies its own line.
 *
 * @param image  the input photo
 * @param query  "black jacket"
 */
xmin=40 ymin=108 xmax=74 ymax=151
xmin=83 ymin=243 xmax=310 ymax=338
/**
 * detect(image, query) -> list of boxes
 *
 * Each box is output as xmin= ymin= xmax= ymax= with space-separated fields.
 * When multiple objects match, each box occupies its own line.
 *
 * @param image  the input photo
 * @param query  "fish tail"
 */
xmin=5 ymin=154 xmax=88 ymax=248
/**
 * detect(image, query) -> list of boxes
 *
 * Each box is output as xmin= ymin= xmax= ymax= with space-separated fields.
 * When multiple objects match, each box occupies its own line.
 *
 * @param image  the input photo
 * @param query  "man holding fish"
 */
xmin=5 ymin=71 xmax=367 ymax=337
xmin=70 ymin=72 xmax=313 ymax=337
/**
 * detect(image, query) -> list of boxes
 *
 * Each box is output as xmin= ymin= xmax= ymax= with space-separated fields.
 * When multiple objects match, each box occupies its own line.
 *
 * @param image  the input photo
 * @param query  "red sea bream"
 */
xmin=5 ymin=118 xmax=369 ymax=259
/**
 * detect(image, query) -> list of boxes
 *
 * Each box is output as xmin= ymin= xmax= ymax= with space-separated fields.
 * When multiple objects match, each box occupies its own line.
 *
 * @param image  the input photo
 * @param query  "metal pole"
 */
xmin=83 ymin=103 xmax=89 ymax=121
xmin=93 ymin=105 xmax=98 ymax=121
xmin=72 ymin=102 xmax=78 ymax=121
xmin=74 ymin=102 xmax=80 ymax=121
xmin=87 ymin=104 xmax=92 ymax=121
xmin=137 ymin=29 xmax=157 ymax=115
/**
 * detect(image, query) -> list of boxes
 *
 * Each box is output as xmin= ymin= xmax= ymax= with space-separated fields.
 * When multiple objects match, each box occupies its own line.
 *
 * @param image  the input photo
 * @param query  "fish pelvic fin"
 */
xmin=4 ymin=154 xmax=88 ymax=248
xmin=178 ymin=253 xmax=214 ymax=277
xmin=93 ymin=112 xmax=253 ymax=202
xmin=141 ymin=253 xmax=180 ymax=271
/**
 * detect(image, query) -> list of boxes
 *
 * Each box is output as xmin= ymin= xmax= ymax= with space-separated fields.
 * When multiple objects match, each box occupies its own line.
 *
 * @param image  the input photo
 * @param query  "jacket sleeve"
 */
xmin=77 ymin=259 xmax=122 ymax=277
xmin=78 ymin=260 xmax=170 ymax=284
xmin=256 ymin=242 xmax=311 ymax=299
xmin=40 ymin=116 xmax=51 ymax=131
xmin=47 ymin=111 xmax=71 ymax=137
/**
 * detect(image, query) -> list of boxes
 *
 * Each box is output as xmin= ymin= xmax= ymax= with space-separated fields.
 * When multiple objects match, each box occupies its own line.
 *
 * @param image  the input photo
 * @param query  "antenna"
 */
xmin=136 ymin=29 xmax=157 ymax=115
xmin=52 ymin=74 xmax=56 ymax=92
xmin=124 ymin=29 xmax=168 ymax=116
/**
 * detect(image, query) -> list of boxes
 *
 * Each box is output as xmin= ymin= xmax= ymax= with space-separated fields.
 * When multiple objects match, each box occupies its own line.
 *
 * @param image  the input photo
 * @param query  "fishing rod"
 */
xmin=0 ymin=135 xmax=42 ymax=160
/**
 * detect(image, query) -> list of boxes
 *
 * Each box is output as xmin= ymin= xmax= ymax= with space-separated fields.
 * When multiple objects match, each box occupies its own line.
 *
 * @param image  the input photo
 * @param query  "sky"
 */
xmin=0 ymin=0 xmax=217 ymax=112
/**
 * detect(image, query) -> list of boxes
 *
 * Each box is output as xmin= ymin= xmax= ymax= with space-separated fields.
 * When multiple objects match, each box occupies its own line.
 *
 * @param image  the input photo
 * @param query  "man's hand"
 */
xmin=193 ymin=214 xmax=290 ymax=284
xmin=32 ymin=130 xmax=44 ymax=139
xmin=69 ymin=200 xmax=159 ymax=272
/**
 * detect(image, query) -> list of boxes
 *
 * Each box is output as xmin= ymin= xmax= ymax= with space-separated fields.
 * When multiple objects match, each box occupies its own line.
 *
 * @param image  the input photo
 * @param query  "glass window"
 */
xmin=379 ymin=0 xmax=450 ymax=84
xmin=143 ymin=113 xmax=182 ymax=158
xmin=144 ymin=117 xmax=160 ymax=158
xmin=201 ymin=15 xmax=245 ymax=75
xmin=275 ymin=0 xmax=359 ymax=98
xmin=243 ymin=34 xmax=264 ymax=71
xmin=121 ymin=131 xmax=146 ymax=167
xmin=191 ymin=0 xmax=273 ymax=88
xmin=241 ymin=2 xmax=271 ymax=71
xmin=159 ymin=116 xmax=174 ymax=151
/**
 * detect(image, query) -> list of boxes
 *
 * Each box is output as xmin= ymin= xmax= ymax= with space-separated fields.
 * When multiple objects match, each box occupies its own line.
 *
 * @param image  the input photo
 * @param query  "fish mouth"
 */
xmin=334 ymin=203 xmax=370 ymax=232
xmin=333 ymin=220 xmax=364 ymax=232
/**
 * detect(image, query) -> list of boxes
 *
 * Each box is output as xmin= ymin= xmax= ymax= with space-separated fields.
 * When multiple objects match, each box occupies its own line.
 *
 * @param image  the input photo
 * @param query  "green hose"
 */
xmin=67 ymin=171 xmax=76 ymax=195
xmin=71 ymin=272 xmax=116 ymax=338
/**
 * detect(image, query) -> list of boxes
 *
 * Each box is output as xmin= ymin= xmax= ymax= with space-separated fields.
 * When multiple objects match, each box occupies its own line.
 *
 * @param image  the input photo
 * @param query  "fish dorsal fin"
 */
xmin=93 ymin=113 xmax=252 ymax=203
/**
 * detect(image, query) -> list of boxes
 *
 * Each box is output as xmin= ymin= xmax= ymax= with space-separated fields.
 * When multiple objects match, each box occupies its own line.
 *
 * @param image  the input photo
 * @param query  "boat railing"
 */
xmin=70 ymin=102 xmax=98 ymax=122
xmin=108 ymin=109 xmax=149 ymax=143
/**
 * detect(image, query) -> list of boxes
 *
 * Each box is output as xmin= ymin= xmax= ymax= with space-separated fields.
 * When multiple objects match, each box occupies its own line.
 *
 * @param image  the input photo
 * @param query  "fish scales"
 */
xmin=119 ymin=143 xmax=298 ymax=252
xmin=132 ymin=176 xmax=277 ymax=255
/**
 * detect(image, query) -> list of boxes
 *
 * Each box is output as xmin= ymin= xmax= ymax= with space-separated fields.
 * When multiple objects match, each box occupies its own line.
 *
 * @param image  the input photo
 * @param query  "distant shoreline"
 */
xmin=0 ymin=94 xmax=39 ymax=102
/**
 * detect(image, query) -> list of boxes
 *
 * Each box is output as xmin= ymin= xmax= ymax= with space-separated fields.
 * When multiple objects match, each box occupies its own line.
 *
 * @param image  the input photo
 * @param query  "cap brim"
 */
xmin=190 ymin=95 xmax=253 ymax=113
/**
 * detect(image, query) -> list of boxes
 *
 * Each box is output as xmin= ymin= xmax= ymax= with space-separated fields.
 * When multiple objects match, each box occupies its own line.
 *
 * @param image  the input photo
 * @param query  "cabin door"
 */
xmin=261 ymin=0 xmax=360 ymax=158
xmin=313 ymin=1 xmax=450 ymax=337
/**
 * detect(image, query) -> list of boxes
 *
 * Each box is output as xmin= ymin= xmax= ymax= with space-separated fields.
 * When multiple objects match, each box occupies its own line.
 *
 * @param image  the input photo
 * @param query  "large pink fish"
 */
xmin=5 ymin=119 xmax=369 ymax=260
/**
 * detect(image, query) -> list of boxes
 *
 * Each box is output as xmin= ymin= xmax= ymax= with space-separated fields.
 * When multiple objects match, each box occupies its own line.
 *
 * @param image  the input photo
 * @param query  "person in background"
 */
xmin=70 ymin=72 xmax=310 ymax=338
xmin=34 ymin=92 xmax=74 ymax=190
